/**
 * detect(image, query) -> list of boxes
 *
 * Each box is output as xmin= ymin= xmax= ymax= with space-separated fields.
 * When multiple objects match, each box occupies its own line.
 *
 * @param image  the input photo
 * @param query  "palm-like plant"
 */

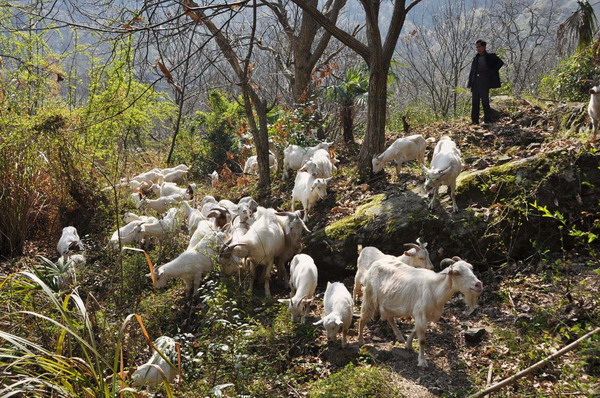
xmin=558 ymin=0 xmax=598 ymax=56
xmin=325 ymin=67 xmax=369 ymax=144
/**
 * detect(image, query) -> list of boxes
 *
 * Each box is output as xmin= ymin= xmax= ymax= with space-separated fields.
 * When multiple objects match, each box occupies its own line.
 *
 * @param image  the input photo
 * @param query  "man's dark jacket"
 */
xmin=467 ymin=52 xmax=504 ymax=90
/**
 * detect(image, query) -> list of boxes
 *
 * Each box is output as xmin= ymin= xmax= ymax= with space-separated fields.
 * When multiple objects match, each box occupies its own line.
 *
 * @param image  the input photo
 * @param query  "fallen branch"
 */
xmin=470 ymin=327 xmax=600 ymax=398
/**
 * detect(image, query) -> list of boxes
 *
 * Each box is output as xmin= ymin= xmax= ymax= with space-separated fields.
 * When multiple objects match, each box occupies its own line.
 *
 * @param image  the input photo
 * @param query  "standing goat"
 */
xmin=358 ymin=258 xmax=483 ymax=367
xmin=423 ymin=136 xmax=462 ymax=212
xmin=588 ymin=85 xmax=600 ymax=141
xmin=353 ymin=238 xmax=434 ymax=302
xmin=372 ymin=134 xmax=427 ymax=176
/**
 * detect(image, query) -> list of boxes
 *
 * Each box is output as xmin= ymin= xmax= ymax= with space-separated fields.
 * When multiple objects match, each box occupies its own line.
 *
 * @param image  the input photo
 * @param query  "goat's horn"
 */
xmin=403 ymin=243 xmax=420 ymax=250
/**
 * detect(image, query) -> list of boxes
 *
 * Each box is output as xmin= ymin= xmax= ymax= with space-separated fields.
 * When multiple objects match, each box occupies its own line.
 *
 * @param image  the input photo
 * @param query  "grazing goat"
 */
xmin=372 ymin=134 xmax=427 ymax=176
xmin=291 ymin=171 xmax=330 ymax=221
xmin=358 ymin=258 xmax=483 ymax=367
xmin=243 ymin=152 xmax=278 ymax=175
xmin=160 ymin=182 xmax=188 ymax=198
xmin=589 ymin=85 xmax=600 ymax=141
xmin=131 ymin=336 xmax=178 ymax=388
xmin=423 ymin=136 xmax=462 ymax=212
xmin=141 ymin=194 xmax=183 ymax=214
xmin=278 ymin=254 xmax=318 ymax=323
xmin=109 ymin=220 xmax=144 ymax=249
xmin=282 ymin=142 xmax=332 ymax=179
xmin=149 ymin=231 xmax=226 ymax=296
xmin=353 ymin=239 xmax=434 ymax=302
xmin=219 ymin=210 xmax=302 ymax=298
xmin=138 ymin=208 xmax=180 ymax=240
xmin=163 ymin=169 xmax=188 ymax=184
xmin=57 ymin=226 xmax=83 ymax=256
xmin=314 ymin=282 xmax=353 ymax=347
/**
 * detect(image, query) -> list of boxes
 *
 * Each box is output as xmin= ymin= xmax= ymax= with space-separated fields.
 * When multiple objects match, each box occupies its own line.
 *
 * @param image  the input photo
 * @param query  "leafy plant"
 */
xmin=31 ymin=255 xmax=76 ymax=293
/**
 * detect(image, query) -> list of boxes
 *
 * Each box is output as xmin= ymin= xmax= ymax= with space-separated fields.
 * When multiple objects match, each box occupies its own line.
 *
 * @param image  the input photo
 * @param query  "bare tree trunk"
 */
xmin=341 ymin=103 xmax=354 ymax=144
xmin=358 ymin=66 xmax=387 ymax=179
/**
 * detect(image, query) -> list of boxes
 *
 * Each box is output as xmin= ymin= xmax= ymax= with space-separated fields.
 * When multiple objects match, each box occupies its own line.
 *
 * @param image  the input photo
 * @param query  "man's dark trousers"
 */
xmin=471 ymin=80 xmax=491 ymax=124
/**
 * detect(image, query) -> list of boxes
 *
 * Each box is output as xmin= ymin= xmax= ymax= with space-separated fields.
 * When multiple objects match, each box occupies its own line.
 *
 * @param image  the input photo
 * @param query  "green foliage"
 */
xmin=268 ymin=101 xmax=323 ymax=149
xmin=32 ymin=255 xmax=76 ymax=293
xmin=83 ymin=38 xmax=177 ymax=165
xmin=307 ymin=363 xmax=404 ymax=397
xmin=177 ymin=90 xmax=243 ymax=179
xmin=538 ymin=47 xmax=600 ymax=101
xmin=0 ymin=272 xmax=177 ymax=397
xmin=531 ymin=201 xmax=598 ymax=249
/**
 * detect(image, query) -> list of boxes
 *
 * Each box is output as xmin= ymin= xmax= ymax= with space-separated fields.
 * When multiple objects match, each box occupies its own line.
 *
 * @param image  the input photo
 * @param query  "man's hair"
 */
xmin=476 ymin=39 xmax=487 ymax=47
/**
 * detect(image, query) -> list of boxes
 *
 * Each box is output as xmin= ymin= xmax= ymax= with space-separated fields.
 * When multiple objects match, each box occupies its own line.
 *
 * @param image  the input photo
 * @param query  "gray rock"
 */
xmin=464 ymin=328 xmax=487 ymax=344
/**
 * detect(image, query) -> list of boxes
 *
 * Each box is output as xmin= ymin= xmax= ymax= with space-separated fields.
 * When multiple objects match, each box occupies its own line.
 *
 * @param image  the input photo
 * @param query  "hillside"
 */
xmin=0 ymin=97 xmax=598 ymax=397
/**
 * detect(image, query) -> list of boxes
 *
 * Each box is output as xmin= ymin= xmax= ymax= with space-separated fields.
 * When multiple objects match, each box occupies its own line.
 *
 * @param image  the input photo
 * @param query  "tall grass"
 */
xmin=0 ymin=272 xmax=175 ymax=397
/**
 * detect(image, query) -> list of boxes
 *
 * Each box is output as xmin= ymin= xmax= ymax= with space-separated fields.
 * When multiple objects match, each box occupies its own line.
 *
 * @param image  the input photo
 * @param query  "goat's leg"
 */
xmin=263 ymin=263 xmax=273 ymax=298
xmin=352 ymin=280 xmax=362 ymax=302
xmin=358 ymin=316 xmax=366 ymax=345
xmin=449 ymin=183 xmax=458 ymax=212
xmin=395 ymin=161 xmax=403 ymax=176
xmin=594 ymin=119 xmax=598 ymax=141
xmin=428 ymin=189 xmax=438 ymax=209
xmin=303 ymin=200 xmax=310 ymax=222
xmin=405 ymin=328 xmax=416 ymax=350
xmin=342 ymin=328 xmax=348 ymax=348
xmin=414 ymin=317 xmax=428 ymax=367
xmin=386 ymin=317 xmax=406 ymax=343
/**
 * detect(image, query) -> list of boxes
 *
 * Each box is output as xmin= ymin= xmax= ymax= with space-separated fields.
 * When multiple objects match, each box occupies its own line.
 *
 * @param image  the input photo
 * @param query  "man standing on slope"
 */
xmin=467 ymin=39 xmax=504 ymax=125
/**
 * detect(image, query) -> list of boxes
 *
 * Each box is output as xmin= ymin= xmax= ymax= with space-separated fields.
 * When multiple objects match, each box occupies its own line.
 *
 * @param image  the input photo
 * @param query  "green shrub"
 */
xmin=539 ymin=47 xmax=600 ymax=101
xmin=307 ymin=363 xmax=405 ymax=398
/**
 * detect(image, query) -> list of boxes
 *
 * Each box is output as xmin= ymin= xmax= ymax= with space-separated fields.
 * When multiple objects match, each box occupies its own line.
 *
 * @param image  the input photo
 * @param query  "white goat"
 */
xmin=588 ymin=85 xmax=600 ymax=140
xmin=314 ymin=282 xmax=353 ymax=347
xmin=149 ymin=231 xmax=226 ymax=296
xmin=282 ymin=142 xmax=332 ymax=179
xmin=131 ymin=336 xmax=178 ymax=388
xmin=243 ymin=152 xmax=277 ymax=175
xmin=109 ymin=220 xmax=144 ymax=249
xmin=132 ymin=170 xmax=164 ymax=185
xmin=181 ymin=201 xmax=204 ymax=235
xmin=220 ymin=210 xmax=300 ymax=298
xmin=141 ymin=194 xmax=183 ymax=214
xmin=301 ymin=148 xmax=334 ymax=178
xmin=358 ymin=258 xmax=483 ymax=367
xmin=138 ymin=208 xmax=180 ymax=240
xmin=353 ymin=239 xmax=434 ymax=301
xmin=291 ymin=171 xmax=330 ymax=221
xmin=187 ymin=207 xmax=230 ymax=250
xmin=160 ymin=182 xmax=188 ymax=198
xmin=163 ymin=169 xmax=188 ymax=184
xmin=372 ymin=134 xmax=427 ymax=176
xmin=57 ymin=226 xmax=83 ymax=256
xmin=278 ymin=254 xmax=318 ymax=323
xmin=423 ymin=136 xmax=462 ymax=212
xmin=209 ymin=170 xmax=219 ymax=187
xmin=160 ymin=164 xmax=189 ymax=175
xmin=123 ymin=212 xmax=158 ymax=225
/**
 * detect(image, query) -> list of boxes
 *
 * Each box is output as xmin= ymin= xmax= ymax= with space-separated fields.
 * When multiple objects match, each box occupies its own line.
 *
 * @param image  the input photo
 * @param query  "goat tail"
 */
xmin=360 ymin=282 xmax=377 ymax=323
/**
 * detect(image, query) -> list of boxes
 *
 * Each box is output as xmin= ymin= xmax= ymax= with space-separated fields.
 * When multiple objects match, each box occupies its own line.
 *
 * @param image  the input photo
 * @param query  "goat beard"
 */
xmin=463 ymin=291 xmax=480 ymax=313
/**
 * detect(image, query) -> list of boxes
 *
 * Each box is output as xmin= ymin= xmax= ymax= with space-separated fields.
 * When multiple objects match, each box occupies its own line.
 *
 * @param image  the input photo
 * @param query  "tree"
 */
xmin=260 ymin=0 xmax=348 ymax=104
xmin=287 ymin=0 xmax=423 ymax=179
xmin=558 ymin=0 xmax=598 ymax=56
xmin=325 ymin=66 xmax=368 ymax=144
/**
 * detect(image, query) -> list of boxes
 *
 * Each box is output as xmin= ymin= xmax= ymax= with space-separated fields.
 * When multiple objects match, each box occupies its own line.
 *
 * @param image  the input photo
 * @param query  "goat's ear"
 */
xmin=335 ymin=319 xmax=344 ymax=326
xmin=145 ymin=272 xmax=152 ymax=278
xmin=299 ymin=167 xmax=307 ymax=172
xmin=313 ymin=319 xmax=324 ymax=326
xmin=404 ymin=248 xmax=417 ymax=257
xmin=421 ymin=165 xmax=430 ymax=174
xmin=452 ymin=256 xmax=462 ymax=261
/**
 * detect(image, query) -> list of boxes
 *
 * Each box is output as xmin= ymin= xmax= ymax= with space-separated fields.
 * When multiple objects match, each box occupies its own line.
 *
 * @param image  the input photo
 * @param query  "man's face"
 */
xmin=476 ymin=43 xmax=485 ymax=55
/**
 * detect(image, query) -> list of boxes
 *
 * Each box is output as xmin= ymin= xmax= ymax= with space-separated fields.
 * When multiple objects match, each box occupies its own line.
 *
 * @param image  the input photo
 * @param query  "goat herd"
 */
xmin=54 ymin=134 xmax=483 ymax=387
